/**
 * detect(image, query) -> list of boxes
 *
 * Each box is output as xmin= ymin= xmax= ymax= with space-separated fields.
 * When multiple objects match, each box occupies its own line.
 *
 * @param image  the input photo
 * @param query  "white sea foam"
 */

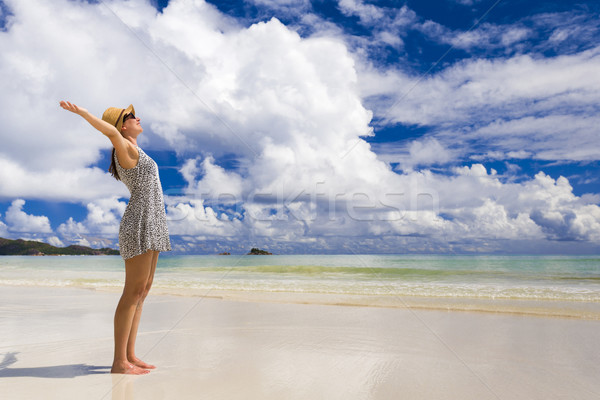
xmin=1 ymin=254 xmax=600 ymax=317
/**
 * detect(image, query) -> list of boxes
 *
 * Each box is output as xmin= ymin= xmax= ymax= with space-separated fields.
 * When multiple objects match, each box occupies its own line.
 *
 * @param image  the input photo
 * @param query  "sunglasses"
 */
xmin=123 ymin=112 xmax=136 ymax=123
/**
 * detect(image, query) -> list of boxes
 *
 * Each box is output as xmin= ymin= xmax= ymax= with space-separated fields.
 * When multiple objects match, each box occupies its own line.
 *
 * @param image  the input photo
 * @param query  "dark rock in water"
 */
xmin=218 ymin=252 xmax=231 ymax=255
xmin=247 ymin=247 xmax=272 ymax=255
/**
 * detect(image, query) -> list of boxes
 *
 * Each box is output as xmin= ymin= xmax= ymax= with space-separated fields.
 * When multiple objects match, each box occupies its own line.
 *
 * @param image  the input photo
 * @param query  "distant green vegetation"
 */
xmin=0 ymin=237 xmax=119 ymax=256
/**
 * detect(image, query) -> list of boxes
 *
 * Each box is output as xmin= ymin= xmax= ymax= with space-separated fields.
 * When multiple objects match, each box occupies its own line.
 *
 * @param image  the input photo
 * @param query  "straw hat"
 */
xmin=102 ymin=104 xmax=135 ymax=132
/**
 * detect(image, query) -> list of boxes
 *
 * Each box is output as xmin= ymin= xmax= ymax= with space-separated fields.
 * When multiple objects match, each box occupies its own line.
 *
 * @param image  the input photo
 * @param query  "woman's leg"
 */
xmin=111 ymin=250 xmax=154 ymax=374
xmin=127 ymin=250 xmax=159 ymax=369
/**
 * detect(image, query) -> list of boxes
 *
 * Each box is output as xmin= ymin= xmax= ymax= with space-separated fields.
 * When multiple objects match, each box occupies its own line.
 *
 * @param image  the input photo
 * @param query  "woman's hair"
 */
xmin=109 ymin=148 xmax=121 ymax=181
xmin=108 ymin=112 xmax=136 ymax=181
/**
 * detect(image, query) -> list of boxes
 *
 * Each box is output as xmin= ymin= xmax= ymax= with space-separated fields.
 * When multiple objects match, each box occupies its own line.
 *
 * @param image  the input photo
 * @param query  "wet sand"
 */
xmin=1 ymin=285 xmax=599 ymax=399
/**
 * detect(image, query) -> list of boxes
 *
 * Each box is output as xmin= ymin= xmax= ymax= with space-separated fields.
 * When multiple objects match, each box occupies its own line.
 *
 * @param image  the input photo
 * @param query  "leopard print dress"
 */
xmin=114 ymin=145 xmax=171 ymax=260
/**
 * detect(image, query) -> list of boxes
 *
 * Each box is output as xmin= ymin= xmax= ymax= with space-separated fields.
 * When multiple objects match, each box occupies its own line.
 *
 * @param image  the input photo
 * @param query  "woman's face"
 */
xmin=121 ymin=112 xmax=143 ymax=136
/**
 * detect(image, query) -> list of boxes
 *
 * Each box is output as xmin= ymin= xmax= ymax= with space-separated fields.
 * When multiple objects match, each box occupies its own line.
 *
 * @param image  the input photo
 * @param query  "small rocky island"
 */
xmin=247 ymin=247 xmax=273 ymax=255
xmin=0 ymin=237 xmax=120 ymax=256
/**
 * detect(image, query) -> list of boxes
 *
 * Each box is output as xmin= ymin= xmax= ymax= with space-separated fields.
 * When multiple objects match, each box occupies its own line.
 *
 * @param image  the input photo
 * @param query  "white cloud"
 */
xmin=57 ymin=197 xmax=127 ymax=240
xmin=46 ymin=235 xmax=64 ymax=247
xmin=4 ymin=199 xmax=52 ymax=233
xmin=419 ymin=20 xmax=532 ymax=51
xmin=250 ymin=0 xmax=311 ymax=13
xmin=369 ymin=138 xmax=456 ymax=171
xmin=56 ymin=197 xmax=126 ymax=247
xmin=438 ymin=168 xmax=600 ymax=242
xmin=57 ymin=217 xmax=88 ymax=237
xmin=160 ymin=163 xmax=600 ymax=251
xmin=360 ymin=46 xmax=600 ymax=161
xmin=0 ymin=216 xmax=8 ymax=237
xmin=81 ymin=198 xmax=127 ymax=235
xmin=418 ymin=9 xmax=599 ymax=55
xmin=549 ymin=28 xmax=570 ymax=44
xmin=0 ymin=0 xmax=372 ymax=222
xmin=446 ymin=114 xmax=600 ymax=161
xmin=505 ymin=150 xmax=531 ymax=159
xmin=533 ymin=11 xmax=600 ymax=52
xmin=182 ymin=155 xmax=244 ymax=201
xmin=368 ymin=48 xmax=600 ymax=125
xmin=404 ymin=138 xmax=454 ymax=170
xmin=452 ymin=0 xmax=482 ymax=5
xmin=330 ymin=2 xmax=599 ymax=62
xmin=337 ymin=0 xmax=416 ymax=30
xmin=75 ymin=237 xmax=91 ymax=247
xmin=165 ymin=198 xmax=245 ymax=237
xmin=1 ymin=0 xmax=599 ymax=253
xmin=409 ymin=138 xmax=451 ymax=164
xmin=0 ymin=156 xmax=127 ymax=202
xmin=338 ymin=0 xmax=385 ymax=24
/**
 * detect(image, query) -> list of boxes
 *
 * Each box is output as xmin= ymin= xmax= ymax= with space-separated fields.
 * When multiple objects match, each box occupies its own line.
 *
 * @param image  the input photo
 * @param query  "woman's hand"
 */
xmin=59 ymin=100 xmax=88 ymax=116
xmin=59 ymin=100 xmax=124 ymax=145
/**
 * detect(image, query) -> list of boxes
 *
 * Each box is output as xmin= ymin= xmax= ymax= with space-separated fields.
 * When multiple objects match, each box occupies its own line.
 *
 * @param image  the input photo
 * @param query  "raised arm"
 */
xmin=59 ymin=100 xmax=138 ymax=168
xmin=59 ymin=101 xmax=122 ymax=140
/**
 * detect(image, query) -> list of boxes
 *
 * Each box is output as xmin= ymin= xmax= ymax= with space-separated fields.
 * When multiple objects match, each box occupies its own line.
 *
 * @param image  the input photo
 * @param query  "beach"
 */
xmin=1 ymin=284 xmax=599 ymax=400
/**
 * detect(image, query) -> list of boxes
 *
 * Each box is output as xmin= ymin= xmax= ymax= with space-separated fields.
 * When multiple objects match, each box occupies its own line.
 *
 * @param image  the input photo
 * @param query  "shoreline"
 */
xmin=148 ymin=287 xmax=600 ymax=320
xmin=2 ymin=282 xmax=599 ymax=320
xmin=2 ymin=253 xmax=599 ymax=321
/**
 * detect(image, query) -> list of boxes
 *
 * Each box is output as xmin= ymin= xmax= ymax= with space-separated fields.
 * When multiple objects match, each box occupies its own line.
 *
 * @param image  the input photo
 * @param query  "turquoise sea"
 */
xmin=1 ymin=254 xmax=600 ymax=317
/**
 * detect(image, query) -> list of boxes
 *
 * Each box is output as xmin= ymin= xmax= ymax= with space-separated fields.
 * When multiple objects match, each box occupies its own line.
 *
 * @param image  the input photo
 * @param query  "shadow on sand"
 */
xmin=0 ymin=352 xmax=110 ymax=378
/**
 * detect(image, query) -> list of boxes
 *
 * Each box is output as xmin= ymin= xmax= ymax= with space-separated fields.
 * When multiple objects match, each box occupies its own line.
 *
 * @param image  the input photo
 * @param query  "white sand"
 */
xmin=1 ymin=285 xmax=599 ymax=400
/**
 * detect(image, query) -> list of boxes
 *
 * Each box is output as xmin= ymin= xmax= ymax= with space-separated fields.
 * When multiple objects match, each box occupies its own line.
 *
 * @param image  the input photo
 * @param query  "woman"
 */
xmin=59 ymin=101 xmax=171 ymax=375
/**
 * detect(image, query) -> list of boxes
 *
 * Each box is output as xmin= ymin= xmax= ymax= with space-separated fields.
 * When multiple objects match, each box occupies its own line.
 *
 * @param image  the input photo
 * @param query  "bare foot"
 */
xmin=111 ymin=360 xmax=150 ymax=375
xmin=128 ymin=356 xmax=156 ymax=370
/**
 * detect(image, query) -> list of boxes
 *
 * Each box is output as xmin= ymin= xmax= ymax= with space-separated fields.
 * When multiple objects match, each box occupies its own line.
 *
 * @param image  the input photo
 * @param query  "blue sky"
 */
xmin=0 ymin=0 xmax=599 ymax=254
